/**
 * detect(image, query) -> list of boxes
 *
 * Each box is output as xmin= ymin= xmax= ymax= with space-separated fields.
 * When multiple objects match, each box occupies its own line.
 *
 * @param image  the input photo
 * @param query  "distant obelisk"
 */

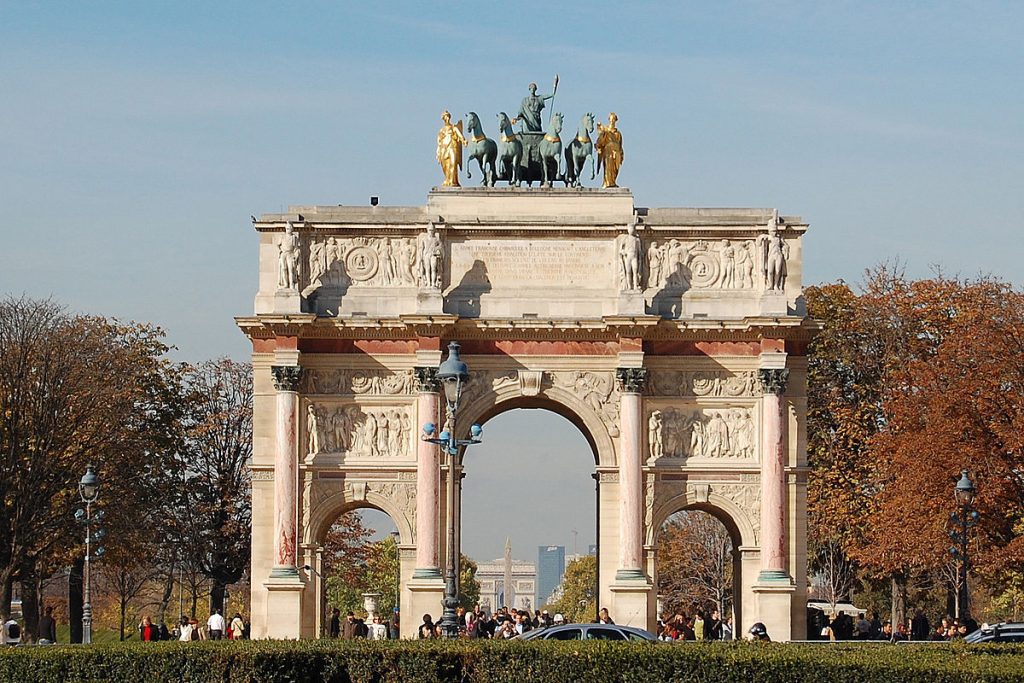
xmin=503 ymin=537 xmax=515 ymax=609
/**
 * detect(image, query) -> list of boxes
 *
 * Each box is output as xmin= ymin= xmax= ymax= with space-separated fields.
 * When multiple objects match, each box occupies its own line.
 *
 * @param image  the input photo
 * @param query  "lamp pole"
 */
xmin=421 ymin=341 xmax=482 ymax=639
xmin=950 ymin=470 xmax=977 ymax=622
xmin=77 ymin=466 xmax=102 ymax=645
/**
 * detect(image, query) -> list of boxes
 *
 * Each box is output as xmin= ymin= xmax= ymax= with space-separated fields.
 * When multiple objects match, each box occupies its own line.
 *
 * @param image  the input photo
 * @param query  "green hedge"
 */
xmin=2 ymin=640 xmax=1024 ymax=683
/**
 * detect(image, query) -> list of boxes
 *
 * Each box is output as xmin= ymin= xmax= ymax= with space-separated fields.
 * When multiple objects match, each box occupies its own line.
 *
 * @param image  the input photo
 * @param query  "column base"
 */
xmin=263 ymin=575 xmax=308 ymax=639
xmin=757 ymin=569 xmax=792 ymax=583
xmin=614 ymin=568 xmax=647 ymax=582
xmin=412 ymin=567 xmax=443 ymax=580
xmin=270 ymin=565 xmax=300 ymax=579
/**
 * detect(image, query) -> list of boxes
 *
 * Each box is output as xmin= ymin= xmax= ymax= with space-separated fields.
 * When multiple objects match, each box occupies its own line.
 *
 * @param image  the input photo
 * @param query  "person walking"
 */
xmin=595 ymin=608 xmax=614 ymax=625
xmin=207 ymin=608 xmax=225 ymax=640
xmin=418 ymin=614 xmax=435 ymax=639
xmin=2 ymin=618 xmax=21 ymax=646
xmin=230 ymin=613 xmax=246 ymax=640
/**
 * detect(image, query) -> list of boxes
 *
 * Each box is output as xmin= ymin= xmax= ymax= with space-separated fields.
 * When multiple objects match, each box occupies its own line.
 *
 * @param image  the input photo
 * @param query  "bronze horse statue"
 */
xmin=464 ymin=112 xmax=497 ymax=186
xmin=538 ymin=112 xmax=563 ymax=188
xmin=496 ymin=112 xmax=523 ymax=187
xmin=564 ymin=112 xmax=595 ymax=187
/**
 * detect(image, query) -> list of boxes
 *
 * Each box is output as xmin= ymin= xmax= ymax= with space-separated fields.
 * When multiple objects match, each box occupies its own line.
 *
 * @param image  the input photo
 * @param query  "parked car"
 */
xmin=515 ymin=623 xmax=657 ymax=642
xmin=964 ymin=623 xmax=1024 ymax=644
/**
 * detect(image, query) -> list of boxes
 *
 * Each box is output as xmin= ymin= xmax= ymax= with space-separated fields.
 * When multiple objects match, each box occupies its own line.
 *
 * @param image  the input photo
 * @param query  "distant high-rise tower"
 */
xmin=537 ymin=545 xmax=566 ymax=606
xmin=503 ymin=537 xmax=514 ymax=608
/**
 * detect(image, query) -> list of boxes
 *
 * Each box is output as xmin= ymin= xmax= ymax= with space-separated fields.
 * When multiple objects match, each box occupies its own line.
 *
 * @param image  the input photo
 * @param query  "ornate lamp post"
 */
xmin=949 ymin=470 xmax=977 ymax=621
xmin=76 ymin=465 xmax=105 ymax=645
xmin=421 ymin=341 xmax=482 ymax=638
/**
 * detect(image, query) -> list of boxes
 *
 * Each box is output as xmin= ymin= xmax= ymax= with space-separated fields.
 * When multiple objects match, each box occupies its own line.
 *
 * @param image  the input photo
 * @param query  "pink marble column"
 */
xmin=413 ymin=368 xmax=442 ymax=579
xmin=616 ymin=367 xmax=647 ymax=581
xmin=271 ymin=365 xmax=303 ymax=578
xmin=758 ymin=368 xmax=790 ymax=582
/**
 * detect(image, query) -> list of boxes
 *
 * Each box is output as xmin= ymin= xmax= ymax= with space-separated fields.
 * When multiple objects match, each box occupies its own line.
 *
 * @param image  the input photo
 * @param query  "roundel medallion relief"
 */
xmin=688 ymin=252 xmax=720 ymax=288
xmin=345 ymin=246 xmax=379 ymax=281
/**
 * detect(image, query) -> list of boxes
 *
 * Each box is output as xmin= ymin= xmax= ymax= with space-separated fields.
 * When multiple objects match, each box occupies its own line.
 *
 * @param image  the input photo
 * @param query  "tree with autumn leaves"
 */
xmin=806 ymin=268 xmax=1024 ymax=622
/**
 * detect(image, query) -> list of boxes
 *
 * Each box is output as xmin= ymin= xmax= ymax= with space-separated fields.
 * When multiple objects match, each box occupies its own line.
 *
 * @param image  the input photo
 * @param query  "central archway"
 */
xmin=461 ymin=405 xmax=598 ymax=620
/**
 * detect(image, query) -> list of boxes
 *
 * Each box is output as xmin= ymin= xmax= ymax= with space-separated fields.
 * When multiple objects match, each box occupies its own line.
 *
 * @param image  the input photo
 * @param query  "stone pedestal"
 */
xmin=264 ymin=576 xmax=307 ymax=639
xmin=404 ymin=577 xmax=445 ymax=639
xmin=753 ymin=581 xmax=796 ymax=642
xmin=617 ymin=290 xmax=645 ymax=316
xmin=274 ymin=288 xmax=303 ymax=314
xmin=609 ymin=579 xmax=653 ymax=629
xmin=759 ymin=292 xmax=788 ymax=317
xmin=416 ymin=288 xmax=444 ymax=314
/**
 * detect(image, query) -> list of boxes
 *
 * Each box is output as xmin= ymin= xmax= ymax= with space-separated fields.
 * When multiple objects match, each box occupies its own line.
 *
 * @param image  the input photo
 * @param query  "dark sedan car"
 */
xmin=964 ymin=623 xmax=1024 ymax=644
xmin=515 ymin=623 xmax=658 ymax=641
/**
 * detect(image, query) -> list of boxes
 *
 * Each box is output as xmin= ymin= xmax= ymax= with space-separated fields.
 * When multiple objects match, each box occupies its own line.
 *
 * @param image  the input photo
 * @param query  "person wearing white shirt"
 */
xmin=178 ymin=617 xmax=194 ymax=642
xmin=207 ymin=608 xmax=226 ymax=640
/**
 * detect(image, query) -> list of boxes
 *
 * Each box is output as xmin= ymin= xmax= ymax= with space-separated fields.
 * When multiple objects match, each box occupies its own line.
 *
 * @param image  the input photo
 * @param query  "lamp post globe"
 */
xmin=79 ymin=465 xmax=100 ymax=503
xmin=437 ymin=341 xmax=470 ymax=407
xmin=954 ymin=470 xmax=976 ymax=507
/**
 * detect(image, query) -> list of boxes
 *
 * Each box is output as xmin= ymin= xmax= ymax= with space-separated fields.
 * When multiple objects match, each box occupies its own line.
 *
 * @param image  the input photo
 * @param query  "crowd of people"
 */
xmin=656 ymin=608 xmax=735 ymax=641
xmin=414 ymin=605 xmax=619 ymax=639
xmin=811 ymin=609 xmax=980 ymax=642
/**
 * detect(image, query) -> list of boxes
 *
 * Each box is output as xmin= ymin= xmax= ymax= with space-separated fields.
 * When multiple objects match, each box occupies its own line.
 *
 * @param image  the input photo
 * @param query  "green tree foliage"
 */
xmin=545 ymin=555 xmax=596 ymax=622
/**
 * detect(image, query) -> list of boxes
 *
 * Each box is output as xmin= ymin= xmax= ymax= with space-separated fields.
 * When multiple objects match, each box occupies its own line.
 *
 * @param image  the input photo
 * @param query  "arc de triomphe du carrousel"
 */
xmin=237 ymin=92 xmax=813 ymax=640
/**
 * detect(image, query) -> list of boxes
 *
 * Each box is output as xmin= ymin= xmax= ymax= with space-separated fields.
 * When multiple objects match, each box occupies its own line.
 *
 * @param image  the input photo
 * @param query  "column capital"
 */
xmin=616 ymin=367 xmax=648 ymax=394
xmin=758 ymin=368 xmax=789 ymax=396
xmin=271 ymin=365 xmax=304 ymax=392
xmin=414 ymin=366 xmax=441 ymax=393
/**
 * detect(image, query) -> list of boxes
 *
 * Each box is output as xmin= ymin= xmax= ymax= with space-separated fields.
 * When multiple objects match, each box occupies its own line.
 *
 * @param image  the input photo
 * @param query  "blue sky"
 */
xmin=2 ymin=1 xmax=1021 ymax=560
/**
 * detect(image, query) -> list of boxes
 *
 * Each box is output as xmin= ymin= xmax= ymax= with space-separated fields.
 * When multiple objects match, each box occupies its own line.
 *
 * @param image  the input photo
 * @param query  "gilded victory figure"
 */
xmin=436 ymin=110 xmax=467 ymax=187
xmin=595 ymin=112 xmax=624 ymax=188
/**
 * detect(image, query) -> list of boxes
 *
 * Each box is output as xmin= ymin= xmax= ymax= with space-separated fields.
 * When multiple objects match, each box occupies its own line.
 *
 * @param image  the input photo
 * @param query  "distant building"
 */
xmin=536 ymin=545 xmax=565 ymax=607
xmin=475 ymin=539 xmax=536 ymax=613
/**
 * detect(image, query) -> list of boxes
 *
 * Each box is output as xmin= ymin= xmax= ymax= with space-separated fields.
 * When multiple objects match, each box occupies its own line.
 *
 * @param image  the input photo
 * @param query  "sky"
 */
xmin=3 ymin=1 xmax=1022 ymax=561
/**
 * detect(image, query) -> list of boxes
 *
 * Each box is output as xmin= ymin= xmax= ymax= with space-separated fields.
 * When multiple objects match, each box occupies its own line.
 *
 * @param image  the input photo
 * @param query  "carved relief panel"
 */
xmin=307 ymin=236 xmax=424 ymax=290
xmin=647 ymin=405 xmax=757 ymax=463
xmin=305 ymin=403 xmax=414 ymax=459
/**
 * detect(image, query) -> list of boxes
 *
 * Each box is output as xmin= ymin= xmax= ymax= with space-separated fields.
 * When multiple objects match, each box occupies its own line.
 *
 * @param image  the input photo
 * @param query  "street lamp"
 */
xmin=390 ymin=530 xmax=401 ymax=619
xmin=949 ymin=470 xmax=977 ymax=622
xmin=76 ymin=465 xmax=104 ymax=645
xmin=422 ymin=341 xmax=482 ymax=638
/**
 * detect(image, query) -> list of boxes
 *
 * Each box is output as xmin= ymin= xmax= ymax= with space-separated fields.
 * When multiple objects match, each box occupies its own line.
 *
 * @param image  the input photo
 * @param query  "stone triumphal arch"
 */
xmin=238 ymin=188 xmax=813 ymax=640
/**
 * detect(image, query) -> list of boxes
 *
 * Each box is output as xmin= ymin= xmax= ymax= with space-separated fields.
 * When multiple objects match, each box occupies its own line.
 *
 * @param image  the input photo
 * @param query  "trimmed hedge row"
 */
xmin=2 ymin=640 xmax=1024 ymax=683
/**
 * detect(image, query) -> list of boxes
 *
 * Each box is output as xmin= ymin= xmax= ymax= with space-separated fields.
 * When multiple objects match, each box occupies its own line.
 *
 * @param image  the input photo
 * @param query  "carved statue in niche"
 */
xmin=648 ymin=407 xmax=756 ymax=460
xmin=759 ymin=209 xmax=789 ymax=292
xmin=616 ymin=218 xmax=643 ymax=291
xmin=277 ymin=221 xmax=301 ymax=290
xmin=648 ymin=410 xmax=664 ymax=461
xmin=417 ymin=222 xmax=443 ymax=288
xmin=306 ymin=404 xmax=320 ymax=454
